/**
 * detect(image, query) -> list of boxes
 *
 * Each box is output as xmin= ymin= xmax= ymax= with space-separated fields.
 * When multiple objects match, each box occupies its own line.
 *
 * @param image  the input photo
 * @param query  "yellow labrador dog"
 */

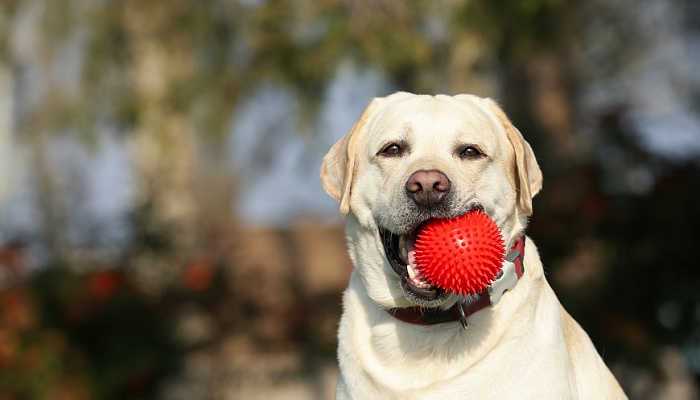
xmin=321 ymin=92 xmax=626 ymax=399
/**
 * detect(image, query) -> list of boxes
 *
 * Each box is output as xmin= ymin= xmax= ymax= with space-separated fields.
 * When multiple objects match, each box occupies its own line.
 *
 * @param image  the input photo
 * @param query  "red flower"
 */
xmin=87 ymin=271 xmax=122 ymax=301
xmin=182 ymin=261 xmax=214 ymax=292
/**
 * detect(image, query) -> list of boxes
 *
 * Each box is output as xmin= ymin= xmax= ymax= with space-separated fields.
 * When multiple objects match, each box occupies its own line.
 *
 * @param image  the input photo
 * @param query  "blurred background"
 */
xmin=0 ymin=0 xmax=699 ymax=399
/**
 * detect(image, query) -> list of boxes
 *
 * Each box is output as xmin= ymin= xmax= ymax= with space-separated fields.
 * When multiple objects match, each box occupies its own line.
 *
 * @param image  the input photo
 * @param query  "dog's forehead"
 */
xmin=368 ymin=95 xmax=501 ymax=143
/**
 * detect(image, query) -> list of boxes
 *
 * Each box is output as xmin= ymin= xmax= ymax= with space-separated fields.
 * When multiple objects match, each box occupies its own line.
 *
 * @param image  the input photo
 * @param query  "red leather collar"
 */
xmin=386 ymin=236 xmax=526 ymax=327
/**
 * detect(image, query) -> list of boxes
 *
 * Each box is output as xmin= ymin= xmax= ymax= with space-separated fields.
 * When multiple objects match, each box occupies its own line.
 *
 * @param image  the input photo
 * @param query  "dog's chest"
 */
xmin=341 ymin=312 xmax=576 ymax=399
xmin=345 ymin=342 xmax=575 ymax=400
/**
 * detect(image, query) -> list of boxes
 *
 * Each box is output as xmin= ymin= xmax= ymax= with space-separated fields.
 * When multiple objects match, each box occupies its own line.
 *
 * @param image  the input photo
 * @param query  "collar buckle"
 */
xmin=487 ymin=257 xmax=518 ymax=305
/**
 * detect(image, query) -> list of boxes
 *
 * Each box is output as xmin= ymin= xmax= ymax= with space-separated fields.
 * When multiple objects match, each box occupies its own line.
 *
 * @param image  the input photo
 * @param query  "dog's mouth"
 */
xmin=380 ymin=226 xmax=445 ymax=303
xmin=379 ymin=205 xmax=484 ymax=305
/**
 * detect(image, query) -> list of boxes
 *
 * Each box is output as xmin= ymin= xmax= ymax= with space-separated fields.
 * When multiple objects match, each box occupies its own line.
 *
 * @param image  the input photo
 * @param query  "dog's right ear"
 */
xmin=321 ymin=98 xmax=382 ymax=215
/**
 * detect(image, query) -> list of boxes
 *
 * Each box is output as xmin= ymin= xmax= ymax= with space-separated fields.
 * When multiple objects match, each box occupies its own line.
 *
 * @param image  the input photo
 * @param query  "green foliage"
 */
xmin=455 ymin=0 xmax=569 ymax=60
xmin=0 ymin=1 xmax=20 ymax=61
xmin=19 ymin=0 xmax=499 ymax=140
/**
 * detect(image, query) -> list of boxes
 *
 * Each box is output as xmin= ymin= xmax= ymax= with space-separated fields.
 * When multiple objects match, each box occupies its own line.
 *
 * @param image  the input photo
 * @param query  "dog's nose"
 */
xmin=405 ymin=170 xmax=451 ymax=207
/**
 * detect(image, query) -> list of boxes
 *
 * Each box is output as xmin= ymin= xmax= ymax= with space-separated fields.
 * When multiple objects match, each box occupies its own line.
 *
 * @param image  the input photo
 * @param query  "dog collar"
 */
xmin=386 ymin=236 xmax=526 ymax=329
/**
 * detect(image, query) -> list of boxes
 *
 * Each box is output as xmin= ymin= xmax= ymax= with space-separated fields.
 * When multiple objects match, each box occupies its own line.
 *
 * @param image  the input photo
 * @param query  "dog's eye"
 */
xmin=378 ymin=142 xmax=405 ymax=157
xmin=458 ymin=145 xmax=484 ymax=159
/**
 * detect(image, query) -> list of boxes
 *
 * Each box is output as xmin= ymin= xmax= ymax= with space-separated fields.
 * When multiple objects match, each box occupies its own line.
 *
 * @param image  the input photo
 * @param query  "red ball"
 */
xmin=414 ymin=210 xmax=505 ymax=295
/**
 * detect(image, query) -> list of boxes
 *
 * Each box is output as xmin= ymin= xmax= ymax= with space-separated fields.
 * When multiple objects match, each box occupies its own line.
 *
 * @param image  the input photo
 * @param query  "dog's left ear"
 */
xmin=321 ymin=98 xmax=383 ymax=215
xmin=483 ymin=98 xmax=543 ymax=216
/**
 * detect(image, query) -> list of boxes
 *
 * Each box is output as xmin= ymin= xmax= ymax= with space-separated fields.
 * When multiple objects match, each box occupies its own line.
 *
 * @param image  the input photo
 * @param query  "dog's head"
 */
xmin=321 ymin=92 xmax=542 ymax=308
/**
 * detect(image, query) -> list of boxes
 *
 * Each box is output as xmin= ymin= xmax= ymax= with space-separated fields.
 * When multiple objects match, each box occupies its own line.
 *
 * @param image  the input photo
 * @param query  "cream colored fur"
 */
xmin=321 ymin=92 xmax=627 ymax=399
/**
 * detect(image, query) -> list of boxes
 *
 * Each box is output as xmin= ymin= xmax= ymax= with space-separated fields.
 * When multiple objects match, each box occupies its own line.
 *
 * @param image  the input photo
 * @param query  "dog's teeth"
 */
xmin=407 ymin=263 xmax=418 ymax=279
xmin=407 ymin=262 xmax=432 ymax=288
xmin=413 ymin=278 xmax=430 ymax=288
xmin=399 ymin=236 xmax=409 ymax=263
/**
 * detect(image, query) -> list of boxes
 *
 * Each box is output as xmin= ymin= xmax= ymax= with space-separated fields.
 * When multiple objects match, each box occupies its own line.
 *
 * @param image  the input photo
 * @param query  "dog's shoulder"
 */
xmin=560 ymin=308 xmax=628 ymax=399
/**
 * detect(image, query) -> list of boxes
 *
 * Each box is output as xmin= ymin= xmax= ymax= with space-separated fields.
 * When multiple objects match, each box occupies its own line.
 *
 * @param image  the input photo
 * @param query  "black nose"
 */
xmin=405 ymin=169 xmax=451 ymax=207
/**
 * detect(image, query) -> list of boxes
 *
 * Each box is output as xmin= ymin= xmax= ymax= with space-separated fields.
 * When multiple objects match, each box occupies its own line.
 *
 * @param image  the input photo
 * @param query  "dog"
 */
xmin=320 ymin=92 xmax=627 ymax=399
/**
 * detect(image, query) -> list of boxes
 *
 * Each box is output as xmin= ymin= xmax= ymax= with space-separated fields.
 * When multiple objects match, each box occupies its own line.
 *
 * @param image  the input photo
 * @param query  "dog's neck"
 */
xmin=341 ymin=239 xmax=546 ymax=392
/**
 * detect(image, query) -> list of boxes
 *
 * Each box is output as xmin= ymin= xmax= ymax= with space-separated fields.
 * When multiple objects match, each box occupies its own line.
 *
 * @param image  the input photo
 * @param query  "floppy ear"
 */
xmin=483 ymin=99 xmax=543 ymax=216
xmin=321 ymin=98 xmax=382 ymax=215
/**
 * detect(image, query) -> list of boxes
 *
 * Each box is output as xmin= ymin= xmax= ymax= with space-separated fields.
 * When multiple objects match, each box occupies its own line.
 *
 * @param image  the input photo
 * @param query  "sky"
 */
xmin=229 ymin=62 xmax=391 ymax=226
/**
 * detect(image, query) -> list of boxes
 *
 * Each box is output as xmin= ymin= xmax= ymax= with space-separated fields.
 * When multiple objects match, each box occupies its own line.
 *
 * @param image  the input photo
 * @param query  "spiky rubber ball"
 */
xmin=414 ymin=210 xmax=505 ymax=295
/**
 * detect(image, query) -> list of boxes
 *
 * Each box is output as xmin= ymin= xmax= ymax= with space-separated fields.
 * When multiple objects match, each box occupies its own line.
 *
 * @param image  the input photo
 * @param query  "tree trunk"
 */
xmin=123 ymin=1 xmax=198 ymax=251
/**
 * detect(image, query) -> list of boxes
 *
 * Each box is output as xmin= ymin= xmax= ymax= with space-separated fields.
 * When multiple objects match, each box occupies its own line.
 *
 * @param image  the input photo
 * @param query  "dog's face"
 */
xmin=321 ymin=93 xmax=542 ymax=308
